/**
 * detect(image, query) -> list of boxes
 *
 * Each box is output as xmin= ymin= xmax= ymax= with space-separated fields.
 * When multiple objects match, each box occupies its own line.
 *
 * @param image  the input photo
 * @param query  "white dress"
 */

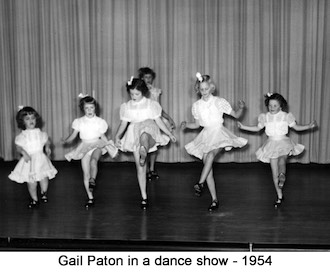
xmin=8 ymin=128 xmax=58 ymax=183
xmin=185 ymin=95 xmax=248 ymax=159
xmin=119 ymin=97 xmax=170 ymax=153
xmin=65 ymin=116 xmax=118 ymax=161
xmin=255 ymin=111 xmax=304 ymax=163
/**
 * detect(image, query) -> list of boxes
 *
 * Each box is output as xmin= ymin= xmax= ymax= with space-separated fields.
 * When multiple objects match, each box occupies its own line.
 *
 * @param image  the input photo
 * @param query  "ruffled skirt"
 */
xmin=119 ymin=119 xmax=170 ymax=153
xmin=8 ymin=152 xmax=58 ymax=183
xmin=65 ymin=139 xmax=118 ymax=161
xmin=256 ymin=136 xmax=304 ymax=163
xmin=185 ymin=125 xmax=248 ymax=160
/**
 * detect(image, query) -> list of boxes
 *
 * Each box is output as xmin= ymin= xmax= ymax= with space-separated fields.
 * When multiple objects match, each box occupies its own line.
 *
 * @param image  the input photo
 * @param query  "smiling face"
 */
xmin=268 ymin=99 xmax=281 ymax=114
xmin=83 ymin=103 xmax=96 ymax=118
xmin=23 ymin=114 xmax=37 ymax=130
xmin=129 ymin=88 xmax=143 ymax=102
xmin=199 ymin=82 xmax=213 ymax=100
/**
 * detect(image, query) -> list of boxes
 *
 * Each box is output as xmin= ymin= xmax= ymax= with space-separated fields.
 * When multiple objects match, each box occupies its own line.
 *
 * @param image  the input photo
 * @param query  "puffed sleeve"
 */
xmin=98 ymin=118 xmax=108 ymax=134
xmin=72 ymin=118 xmax=80 ymax=131
xmin=149 ymin=100 xmax=162 ymax=119
xmin=216 ymin=98 xmax=232 ymax=115
xmin=257 ymin=113 xmax=266 ymax=129
xmin=119 ymin=103 xmax=131 ymax=122
xmin=15 ymin=133 xmax=26 ymax=147
xmin=287 ymin=112 xmax=297 ymax=127
xmin=191 ymin=102 xmax=199 ymax=120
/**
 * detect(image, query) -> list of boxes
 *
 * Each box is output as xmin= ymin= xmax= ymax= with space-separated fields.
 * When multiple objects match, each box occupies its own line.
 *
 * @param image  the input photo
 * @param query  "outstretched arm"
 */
xmin=154 ymin=117 xmax=176 ymax=142
xmin=114 ymin=120 xmax=128 ymax=146
xmin=237 ymin=121 xmax=263 ymax=132
xmin=292 ymin=120 xmax=317 ymax=132
xmin=62 ymin=130 xmax=79 ymax=144
xmin=180 ymin=118 xmax=200 ymax=130
xmin=161 ymin=110 xmax=176 ymax=130
xmin=229 ymin=100 xmax=245 ymax=119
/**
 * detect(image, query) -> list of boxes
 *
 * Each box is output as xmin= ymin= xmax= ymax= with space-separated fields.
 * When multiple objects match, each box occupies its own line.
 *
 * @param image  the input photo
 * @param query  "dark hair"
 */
xmin=138 ymin=67 xmax=156 ymax=80
xmin=194 ymin=74 xmax=216 ymax=93
xmin=126 ymin=78 xmax=149 ymax=97
xmin=16 ymin=106 xmax=42 ymax=130
xmin=79 ymin=96 xmax=99 ymax=114
xmin=264 ymin=93 xmax=288 ymax=112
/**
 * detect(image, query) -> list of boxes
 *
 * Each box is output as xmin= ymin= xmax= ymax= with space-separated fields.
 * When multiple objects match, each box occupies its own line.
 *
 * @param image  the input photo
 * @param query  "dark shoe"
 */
xmin=89 ymin=178 xmax=96 ymax=192
xmin=278 ymin=173 xmax=286 ymax=189
xmin=194 ymin=183 xmax=204 ymax=197
xmin=85 ymin=198 xmax=95 ymax=208
xmin=274 ymin=197 xmax=284 ymax=208
xmin=208 ymin=199 xmax=219 ymax=211
xmin=41 ymin=192 xmax=48 ymax=203
xmin=139 ymin=146 xmax=147 ymax=166
xmin=28 ymin=199 xmax=39 ymax=209
xmin=140 ymin=199 xmax=148 ymax=210
xmin=147 ymin=171 xmax=159 ymax=181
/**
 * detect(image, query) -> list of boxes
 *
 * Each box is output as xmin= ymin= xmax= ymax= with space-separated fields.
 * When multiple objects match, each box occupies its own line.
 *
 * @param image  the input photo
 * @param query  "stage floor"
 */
xmin=0 ymin=161 xmax=330 ymax=251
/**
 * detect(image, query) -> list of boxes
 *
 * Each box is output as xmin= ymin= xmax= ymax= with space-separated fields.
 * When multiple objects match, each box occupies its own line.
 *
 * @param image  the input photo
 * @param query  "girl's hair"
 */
xmin=79 ymin=96 xmax=99 ymax=114
xmin=126 ymin=78 xmax=149 ymax=97
xmin=194 ymin=74 xmax=216 ymax=93
xmin=264 ymin=93 xmax=288 ymax=112
xmin=16 ymin=106 xmax=42 ymax=130
xmin=138 ymin=67 xmax=156 ymax=80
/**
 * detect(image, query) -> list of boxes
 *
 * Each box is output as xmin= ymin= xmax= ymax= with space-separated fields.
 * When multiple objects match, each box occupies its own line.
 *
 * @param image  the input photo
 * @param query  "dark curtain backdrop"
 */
xmin=1 ymin=0 xmax=329 ymax=163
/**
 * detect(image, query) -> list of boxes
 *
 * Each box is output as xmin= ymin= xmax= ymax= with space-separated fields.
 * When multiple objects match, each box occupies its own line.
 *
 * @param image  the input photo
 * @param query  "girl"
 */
xmin=238 ymin=92 xmax=317 ymax=208
xmin=138 ymin=67 xmax=176 ymax=182
xmin=63 ymin=94 xmax=118 ymax=208
xmin=115 ymin=77 xmax=176 ymax=209
xmin=181 ymin=73 xmax=247 ymax=211
xmin=8 ymin=106 xmax=57 ymax=208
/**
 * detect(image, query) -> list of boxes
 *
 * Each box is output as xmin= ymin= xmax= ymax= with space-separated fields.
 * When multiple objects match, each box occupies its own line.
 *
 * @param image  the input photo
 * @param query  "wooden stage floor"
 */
xmin=0 ymin=161 xmax=330 ymax=251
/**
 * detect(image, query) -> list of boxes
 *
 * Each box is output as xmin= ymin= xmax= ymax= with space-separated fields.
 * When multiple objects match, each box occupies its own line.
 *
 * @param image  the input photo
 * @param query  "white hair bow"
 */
xmin=127 ymin=76 xmax=134 ymax=86
xmin=17 ymin=105 xmax=24 ymax=111
xmin=78 ymin=93 xmax=88 ymax=98
xmin=196 ymin=72 xmax=203 ymax=82
xmin=266 ymin=92 xmax=273 ymax=97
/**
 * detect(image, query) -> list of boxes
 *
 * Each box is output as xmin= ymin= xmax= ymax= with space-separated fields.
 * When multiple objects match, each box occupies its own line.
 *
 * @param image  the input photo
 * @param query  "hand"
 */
xmin=61 ymin=137 xmax=67 ymax=144
xmin=238 ymin=100 xmax=245 ymax=109
xmin=237 ymin=121 xmax=243 ymax=129
xmin=115 ymin=138 xmax=121 ymax=148
xmin=23 ymin=153 xmax=31 ymax=162
xmin=169 ymin=134 xmax=177 ymax=143
xmin=169 ymin=119 xmax=176 ymax=131
xmin=180 ymin=121 xmax=187 ymax=130
xmin=309 ymin=120 xmax=317 ymax=129
xmin=45 ymin=146 xmax=51 ymax=157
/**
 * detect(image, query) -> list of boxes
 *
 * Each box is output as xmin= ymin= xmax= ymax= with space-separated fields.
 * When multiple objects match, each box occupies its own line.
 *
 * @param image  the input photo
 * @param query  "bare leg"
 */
xmin=278 ymin=155 xmax=287 ymax=188
xmin=89 ymin=148 xmax=102 ymax=190
xmin=270 ymin=158 xmax=283 ymax=203
xmin=139 ymin=133 xmax=155 ymax=166
xmin=198 ymin=148 xmax=222 ymax=185
xmin=148 ymin=151 xmax=159 ymax=181
xmin=39 ymin=178 xmax=49 ymax=202
xmin=27 ymin=182 xmax=38 ymax=201
xmin=81 ymin=154 xmax=93 ymax=200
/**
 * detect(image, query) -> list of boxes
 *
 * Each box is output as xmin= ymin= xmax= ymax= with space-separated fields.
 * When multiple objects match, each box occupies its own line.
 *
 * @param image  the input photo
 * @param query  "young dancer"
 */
xmin=138 ymin=67 xmax=176 ymax=181
xmin=115 ymin=77 xmax=176 ymax=209
xmin=181 ymin=73 xmax=247 ymax=211
xmin=8 ymin=106 xmax=58 ymax=208
xmin=63 ymin=94 xmax=118 ymax=208
xmin=238 ymin=92 xmax=317 ymax=208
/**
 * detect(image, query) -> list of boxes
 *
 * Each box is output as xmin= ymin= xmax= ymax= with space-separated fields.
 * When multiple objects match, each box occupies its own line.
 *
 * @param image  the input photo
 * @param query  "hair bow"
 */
xmin=78 ymin=93 xmax=88 ymax=98
xmin=17 ymin=105 xmax=24 ymax=111
xmin=266 ymin=92 xmax=273 ymax=97
xmin=127 ymin=76 xmax=134 ymax=86
xmin=196 ymin=72 xmax=203 ymax=82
